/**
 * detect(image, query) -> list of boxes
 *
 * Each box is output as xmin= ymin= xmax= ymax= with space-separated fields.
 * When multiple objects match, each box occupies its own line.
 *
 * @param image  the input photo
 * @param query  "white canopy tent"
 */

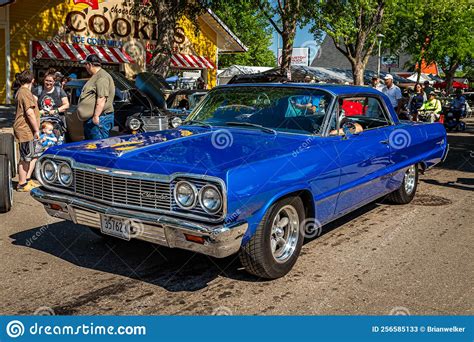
xmin=217 ymin=65 xmax=273 ymax=85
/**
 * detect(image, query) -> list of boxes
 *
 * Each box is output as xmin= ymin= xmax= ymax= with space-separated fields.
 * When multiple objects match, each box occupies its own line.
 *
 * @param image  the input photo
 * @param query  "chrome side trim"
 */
xmin=30 ymin=187 xmax=247 ymax=258
xmin=35 ymin=155 xmax=227 ymax=223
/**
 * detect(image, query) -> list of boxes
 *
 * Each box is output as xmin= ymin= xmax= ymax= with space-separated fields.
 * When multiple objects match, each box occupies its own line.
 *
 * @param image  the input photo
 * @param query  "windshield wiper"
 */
xmin=184 ymin=120 xmax=213 ymax=128
xmin=225 ymin=121 xmax=277 ymax=135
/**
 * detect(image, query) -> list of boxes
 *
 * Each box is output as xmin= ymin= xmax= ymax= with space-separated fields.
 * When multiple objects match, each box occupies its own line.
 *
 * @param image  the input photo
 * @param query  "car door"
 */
xmin=331 ymin=95 xmax=394 ymax=216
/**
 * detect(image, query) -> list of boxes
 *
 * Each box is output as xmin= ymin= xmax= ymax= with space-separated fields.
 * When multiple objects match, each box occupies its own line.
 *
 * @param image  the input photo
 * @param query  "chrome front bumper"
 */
xmin=30 ymin=187 xmax=247 ymax=258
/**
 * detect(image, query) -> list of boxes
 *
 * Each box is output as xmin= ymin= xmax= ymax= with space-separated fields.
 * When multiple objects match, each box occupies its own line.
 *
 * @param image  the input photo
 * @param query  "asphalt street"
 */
xmin=1 ymin=120 xmax=473 ymax=315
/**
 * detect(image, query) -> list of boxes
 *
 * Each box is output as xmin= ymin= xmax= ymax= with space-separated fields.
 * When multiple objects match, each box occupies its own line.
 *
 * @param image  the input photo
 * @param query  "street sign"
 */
xmin=278 ymin=47 xmax=310 ymax=66
xmin=382 ymin=55 xmax=399 ymax=68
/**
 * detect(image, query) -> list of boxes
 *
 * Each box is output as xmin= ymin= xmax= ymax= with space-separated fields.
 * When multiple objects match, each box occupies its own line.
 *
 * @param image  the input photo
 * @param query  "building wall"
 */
xmin=3 ymin=0 xmax=220 ymax=102
xmin=311 ymin=36 xmax=413 ymax=74
xmin=9 ymin=0 xmax=70 ymax=88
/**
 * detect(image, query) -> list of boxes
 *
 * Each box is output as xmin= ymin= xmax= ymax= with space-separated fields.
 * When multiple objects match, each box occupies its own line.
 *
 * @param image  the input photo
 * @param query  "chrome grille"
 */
xmin=74 ymin=169 xmax=171 ymax=211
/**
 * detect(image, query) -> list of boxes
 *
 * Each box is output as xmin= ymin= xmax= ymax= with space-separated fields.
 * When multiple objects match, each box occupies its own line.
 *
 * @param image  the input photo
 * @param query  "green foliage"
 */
xmin=213 ymin=2 xmax=276 ymax=68
xmin=306 ymin=0 xmax=395 ymax=84
xmin=387 ymin=0 xmax=474 ymax=72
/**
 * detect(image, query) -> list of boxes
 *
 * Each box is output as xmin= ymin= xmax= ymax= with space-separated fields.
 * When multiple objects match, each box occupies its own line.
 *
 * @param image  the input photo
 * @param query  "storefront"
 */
xmin=0 ymin=0 xmax=246 ymax=103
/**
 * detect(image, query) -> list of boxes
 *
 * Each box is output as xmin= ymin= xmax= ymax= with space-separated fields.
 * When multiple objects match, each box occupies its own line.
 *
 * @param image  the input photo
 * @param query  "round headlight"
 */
xmin=128 ymin=117 xmax=141 ymax=131
xmin=199 ymin=185 xmax=223 ymax=214
xmin=171 ymin=116 xmax=183 ymax=128
xmin=174 ymin=181 xmax=197 ymax=209
xmin=58 ymin=163 xmax=73 ymax=186
xmin=41 ymin=160 xmax=57 ymax=183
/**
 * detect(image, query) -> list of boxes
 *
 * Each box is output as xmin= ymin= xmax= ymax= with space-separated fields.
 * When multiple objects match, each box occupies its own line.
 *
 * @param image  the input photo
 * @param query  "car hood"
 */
xmin=47 ymin=127 xmax=313 ymax=177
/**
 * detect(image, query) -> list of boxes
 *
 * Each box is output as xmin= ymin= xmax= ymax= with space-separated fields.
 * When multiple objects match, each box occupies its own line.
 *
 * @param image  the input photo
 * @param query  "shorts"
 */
xmin=19 ymin=140 xmax=41 ymax=162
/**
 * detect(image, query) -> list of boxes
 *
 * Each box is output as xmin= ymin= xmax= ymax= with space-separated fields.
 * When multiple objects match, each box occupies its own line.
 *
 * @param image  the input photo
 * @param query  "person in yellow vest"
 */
xmin=420 ymin=92 xmax=442 ymax=123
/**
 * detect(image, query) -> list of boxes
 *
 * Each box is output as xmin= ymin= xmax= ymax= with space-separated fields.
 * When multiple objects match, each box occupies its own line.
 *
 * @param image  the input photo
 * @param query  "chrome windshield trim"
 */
xmin=36 ymin=155 xmax=228 ymax=223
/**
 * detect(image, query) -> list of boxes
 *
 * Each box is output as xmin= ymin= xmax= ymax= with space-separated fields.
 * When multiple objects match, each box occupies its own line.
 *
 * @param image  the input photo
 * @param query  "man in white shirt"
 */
xmin=382 ymin=74 xmax=402 ymax=111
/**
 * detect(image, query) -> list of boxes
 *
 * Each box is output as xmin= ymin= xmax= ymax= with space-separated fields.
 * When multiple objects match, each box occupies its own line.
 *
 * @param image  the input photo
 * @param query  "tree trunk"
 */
xmin=279 ymin=12 xmax=297 ymax=80
xmin=149 ymin=0 xmax=178 ymax=76
xmin=351 ymin=61 xmax=365 ymax=85
xmin=280 ymin=30 xmax=296 ymax=79
xmin=443 ymin=61 xmax=460 ymax=95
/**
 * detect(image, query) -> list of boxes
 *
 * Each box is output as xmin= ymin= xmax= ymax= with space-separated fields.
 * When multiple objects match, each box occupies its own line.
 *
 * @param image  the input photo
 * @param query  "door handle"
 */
xmin=380 ymin=140 xmax=389 ymax=144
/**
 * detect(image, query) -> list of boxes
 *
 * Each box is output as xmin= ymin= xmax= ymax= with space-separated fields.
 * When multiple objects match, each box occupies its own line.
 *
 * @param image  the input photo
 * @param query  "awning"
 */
xmin=31 ymin=41 xmax=133 ymax=64
xmin=147 ymin=52 xmax=216 ymax=70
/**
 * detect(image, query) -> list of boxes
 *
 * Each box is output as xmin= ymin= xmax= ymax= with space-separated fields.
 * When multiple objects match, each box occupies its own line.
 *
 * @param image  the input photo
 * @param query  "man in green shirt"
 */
xmin=420 ymin=92 xmax=442 ymax=122
xmin=78 ymin=54 xmax=116 ymax=140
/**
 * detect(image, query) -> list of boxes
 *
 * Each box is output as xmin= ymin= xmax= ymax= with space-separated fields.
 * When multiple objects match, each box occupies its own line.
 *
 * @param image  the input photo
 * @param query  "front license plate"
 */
xmin=100 ymin=215 xmax=131 ymax=240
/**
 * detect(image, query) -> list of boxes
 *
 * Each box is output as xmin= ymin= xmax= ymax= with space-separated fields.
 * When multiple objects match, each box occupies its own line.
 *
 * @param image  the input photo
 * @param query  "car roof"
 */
xmin=217 ymin=83 xmax=383 ymax=96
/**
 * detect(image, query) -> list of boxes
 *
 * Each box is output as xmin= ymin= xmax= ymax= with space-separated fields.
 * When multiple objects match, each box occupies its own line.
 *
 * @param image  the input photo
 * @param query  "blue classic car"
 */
xmin=31 ymin=84 xmax=448 ymax=279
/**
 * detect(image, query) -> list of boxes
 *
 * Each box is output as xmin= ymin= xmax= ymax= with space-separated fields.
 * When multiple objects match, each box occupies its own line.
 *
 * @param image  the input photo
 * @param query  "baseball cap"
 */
xmin=81 ymin=54 xmax=102 ymax=65
xmin=384 ymin=74 xmax=393 ymax=80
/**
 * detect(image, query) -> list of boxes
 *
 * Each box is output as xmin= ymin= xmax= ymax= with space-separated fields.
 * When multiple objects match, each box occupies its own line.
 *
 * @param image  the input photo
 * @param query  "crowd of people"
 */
xmin=11 ymin=54 xmax=115 ymax=192
xmin=370 ymin=74 xmax=468 ymax=123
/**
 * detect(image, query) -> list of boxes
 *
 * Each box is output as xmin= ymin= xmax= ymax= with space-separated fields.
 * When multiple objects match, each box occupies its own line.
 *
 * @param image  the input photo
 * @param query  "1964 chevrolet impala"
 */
xmin=31 ymin=84 xmax=448 ymax=279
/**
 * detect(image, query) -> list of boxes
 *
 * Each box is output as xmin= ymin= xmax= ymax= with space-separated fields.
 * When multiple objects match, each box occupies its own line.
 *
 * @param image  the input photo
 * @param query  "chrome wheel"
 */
xmin=404 ymin=165 xmax=416 ymax=195
xmin=270 ymin=205 xmax=300 ymax=263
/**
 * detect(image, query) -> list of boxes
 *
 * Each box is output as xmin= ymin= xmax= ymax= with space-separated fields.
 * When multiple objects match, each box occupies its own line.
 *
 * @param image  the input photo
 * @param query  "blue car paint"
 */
xmin=42 ymin=84 xmax=448 ymax=248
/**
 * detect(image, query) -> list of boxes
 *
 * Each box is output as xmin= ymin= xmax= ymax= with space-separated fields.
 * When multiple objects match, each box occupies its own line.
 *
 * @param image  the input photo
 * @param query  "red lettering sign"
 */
xmin=73 ymin=0 xmax=99 ymax=10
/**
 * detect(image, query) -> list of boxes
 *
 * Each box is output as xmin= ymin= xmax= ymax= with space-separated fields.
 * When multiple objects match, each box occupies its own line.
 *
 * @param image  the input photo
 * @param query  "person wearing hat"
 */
xmin=420 ymin=92 xmax=442 ymax=122
xmin=381 ymin=74 xmax=402 ymax=111
xmin=370 ymin=76 xmax=384 ymax=92
xmin=77 ymin=54 xmax=115 ymax=140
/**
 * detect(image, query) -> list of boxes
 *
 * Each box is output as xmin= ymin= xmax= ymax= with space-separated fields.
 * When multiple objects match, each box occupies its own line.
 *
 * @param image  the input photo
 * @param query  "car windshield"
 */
xmin=186 ymin=86 xmax=333 ymax=134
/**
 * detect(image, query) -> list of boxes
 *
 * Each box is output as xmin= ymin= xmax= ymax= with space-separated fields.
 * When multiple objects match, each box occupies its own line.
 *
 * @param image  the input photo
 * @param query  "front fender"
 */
xmin=236 ymin=185 xmax=313 ymax=245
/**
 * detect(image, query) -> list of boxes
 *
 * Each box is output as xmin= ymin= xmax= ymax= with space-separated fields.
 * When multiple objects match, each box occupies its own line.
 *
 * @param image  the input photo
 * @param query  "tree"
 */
xmin=307 ymin=0 xmax=394 ymax=85
xmin=422 ymin=0 xmax=473 ymax=92
xmin=139 ymin=0 xmax=204 ymax=77
xmin=388 ymin=0 xmax=473 ymax=91
xmin=255 ymin=0 xmax=306 ymax=78
xmin=213 ymin=2 xmax=276 ymax=68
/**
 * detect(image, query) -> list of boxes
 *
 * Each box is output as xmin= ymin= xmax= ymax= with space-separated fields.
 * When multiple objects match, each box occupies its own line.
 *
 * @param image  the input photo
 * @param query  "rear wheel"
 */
xmin=0 ymin=155 xmax=13 ymax=213
xmin=0 ymin=133 xmax=16 ymax=178
xmin=239 ymin=196 xmax=305 ymax=279
xmin=387 ymin=164 xmax=418 ymax=204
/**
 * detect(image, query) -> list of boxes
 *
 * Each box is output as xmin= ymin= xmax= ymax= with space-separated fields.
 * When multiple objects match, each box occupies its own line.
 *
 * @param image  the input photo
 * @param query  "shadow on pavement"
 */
xmin=10 ymin=222 xmax=249 ymax=292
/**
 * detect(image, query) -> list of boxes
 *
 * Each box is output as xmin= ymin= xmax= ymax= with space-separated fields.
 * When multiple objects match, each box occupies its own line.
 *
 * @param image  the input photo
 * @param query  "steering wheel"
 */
xmin=256 ymin=92 xmax=271 ymax=106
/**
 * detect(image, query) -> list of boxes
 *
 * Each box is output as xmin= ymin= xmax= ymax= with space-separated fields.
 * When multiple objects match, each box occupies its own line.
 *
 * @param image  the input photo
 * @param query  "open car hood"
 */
xmin=135 ymin=72 xmax=170 ymax=110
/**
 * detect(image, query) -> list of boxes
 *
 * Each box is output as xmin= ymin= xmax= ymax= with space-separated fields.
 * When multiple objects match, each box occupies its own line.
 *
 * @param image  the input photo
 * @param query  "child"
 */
xmin=39 ymin=122 xmax=58 ymax=149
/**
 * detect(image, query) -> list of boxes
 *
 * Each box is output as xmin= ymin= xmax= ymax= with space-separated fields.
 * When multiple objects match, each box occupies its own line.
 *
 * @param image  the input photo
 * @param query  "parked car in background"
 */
xmin=166 ymin=89 xmax=208 ymax=118
xmin=64 ymin=72 xmax=182 ymax=140
xmin=31 ymin=84 xmax=447 ymax=279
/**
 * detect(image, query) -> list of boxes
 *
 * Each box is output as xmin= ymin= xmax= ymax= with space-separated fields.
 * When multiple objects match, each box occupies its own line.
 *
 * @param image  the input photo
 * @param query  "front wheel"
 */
xmin=239 ymin=196 xmax=305 ymax=279
xmin=387 ymin=164 xmax=418 ymax=204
